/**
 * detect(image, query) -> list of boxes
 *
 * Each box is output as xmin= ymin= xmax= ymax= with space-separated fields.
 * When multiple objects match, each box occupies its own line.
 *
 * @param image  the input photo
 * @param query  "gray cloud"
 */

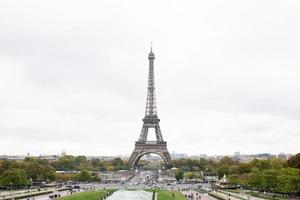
xmin=0 ymin=0 xmax=300 ymax=156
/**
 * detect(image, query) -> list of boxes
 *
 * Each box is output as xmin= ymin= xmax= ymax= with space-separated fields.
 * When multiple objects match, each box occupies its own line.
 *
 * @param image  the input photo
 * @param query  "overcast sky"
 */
xmin=0 ymin=0 xmax=300 ymax=157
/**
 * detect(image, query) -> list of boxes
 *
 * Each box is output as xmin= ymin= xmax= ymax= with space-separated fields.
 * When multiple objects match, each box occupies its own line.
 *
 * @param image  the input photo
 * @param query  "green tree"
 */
xmin=172 ymin=158 xmax=201 ymax=172
xmin=270 ymin=159 xmax=283 ymax=170
xmin=92 ymin=174 xmax=101 ymax=182
xmin=52 ymin=155 xmax=75 ymax=171
xmin=0 ymin=169 xmax=29 ymax=188
xmin=219 ymin=157 xmax=236 ymax=166
xmin=229 ymin=165 xmax=239 ymax=174
xmin=248 ymin=168 xmax=264 ymax=191
xmin=77 ymin=170 xmax=92 ymax=182
xmin=75 ymin=156 xmax=87 ymax=166
xmin=163 ymin=162 xmax=174 ymax=170
xmin=238 ymin=173 xmax=249 ymax=186
xmin=106 ymin=165 xmax=115 ymax=171
xmin=111 ymin=158 xmax=127 ymax=170
xmin=46 ymin=170 xmax=57 ymax=182
xmin=229 ymin=174 xmax=240 ymax=187
xmin=237 ymin=163 xmax=251 ymax=174
xmin=75 ymin=156 xmax=93 ymax=170
xmin=90 ymin=159 xmax=106 ymax=171
xmin=262 ymin=169 xmax=277 ymax=192
xmin=175 ymin=168 xmax=184 ymax=181
xmin=249 ymin=159 xmax=271 ymax=171
xmin=23 ymin=158 xmax=55 ymax=182
xmin=185 ymin=172 xmax=196 ymax=179
xmin=217 ymin=164 xmax=229 ymax=178
xmin=286 ymin=153 xmax=300 ymax=169
xmin=0 ymin=160 xmax=20 ymax=175
xmin=277 ymin=168 xmax=300 ymax=195
xmin=56 ymin=173 xmax=77 ymax=182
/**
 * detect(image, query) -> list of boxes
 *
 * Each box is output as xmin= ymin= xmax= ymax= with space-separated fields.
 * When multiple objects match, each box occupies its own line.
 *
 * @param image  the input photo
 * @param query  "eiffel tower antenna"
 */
xmin=129 ymin=47 xmax=172 ymax=169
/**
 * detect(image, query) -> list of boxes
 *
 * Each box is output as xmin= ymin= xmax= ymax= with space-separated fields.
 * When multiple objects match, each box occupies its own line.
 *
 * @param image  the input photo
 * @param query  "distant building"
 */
xmin=254 ymin=153 xmax=276 ymax=160
xmin=233 ymin=151 xmax=241 ymax=161
xmin=0 ymin=154 xmax=58 ymax=161
xmin=0 ymin=155 xmax=8 ymax=160
xmin=171 ymin=153 xmax=187 ymax=159
xmin=199 ymin=154 xmax=209 ymax=159
xmin=0 ymin=155 xmax=26 ymax=161
xmin=88 ymin=156 xmax=117 ymax=161
xmin=277 ymin=152 xmax=287 ymax=160
xmin=61 ymin=149 xmax=67 ymax=156
xmin=39 ymin=155 xmax=59 ymax=161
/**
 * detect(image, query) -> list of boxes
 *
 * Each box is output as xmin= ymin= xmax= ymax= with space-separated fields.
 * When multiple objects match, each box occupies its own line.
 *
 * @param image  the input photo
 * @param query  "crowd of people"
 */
xmin=180 ymin=188 xmax=202 ymax=200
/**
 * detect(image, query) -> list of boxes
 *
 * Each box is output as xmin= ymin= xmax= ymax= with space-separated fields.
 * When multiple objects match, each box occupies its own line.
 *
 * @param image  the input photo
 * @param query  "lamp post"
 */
xmin=9 ymin=182 xmax=12 ymax=200
xmin=29 ymin=178 xmax=33 ymax=200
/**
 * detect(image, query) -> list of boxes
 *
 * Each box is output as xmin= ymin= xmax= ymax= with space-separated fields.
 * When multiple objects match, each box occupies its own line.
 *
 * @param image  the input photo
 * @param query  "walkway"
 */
xmin=209 ymin=190 xmax=265 ymax=200
xmin=106 ymin=190 xmax=152 ymax=200
xmin=17 ymin=189 xmax=85 ymax=200
xmin=181 ymin=189 xmax=216 ymax=200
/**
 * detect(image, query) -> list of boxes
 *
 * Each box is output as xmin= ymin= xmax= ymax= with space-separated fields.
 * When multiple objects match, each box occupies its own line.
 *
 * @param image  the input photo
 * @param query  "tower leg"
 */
xmin=129 ymin=142 xmax=172 ymax=169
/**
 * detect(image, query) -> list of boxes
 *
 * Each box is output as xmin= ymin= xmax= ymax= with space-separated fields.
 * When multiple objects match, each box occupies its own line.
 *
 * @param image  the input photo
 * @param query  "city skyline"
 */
xmin=1 ymin=0 xmax=300 ymax=156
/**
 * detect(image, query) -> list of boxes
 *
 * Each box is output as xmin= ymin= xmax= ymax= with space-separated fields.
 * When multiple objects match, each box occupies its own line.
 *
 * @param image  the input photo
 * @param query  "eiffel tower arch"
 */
xmin=129 ymin=47 xmax=171 ymax=169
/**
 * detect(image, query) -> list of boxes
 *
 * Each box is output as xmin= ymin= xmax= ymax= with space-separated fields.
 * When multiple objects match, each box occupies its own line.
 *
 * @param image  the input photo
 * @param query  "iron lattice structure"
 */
xmin=129 ymin=48 xmax=172 ymax=169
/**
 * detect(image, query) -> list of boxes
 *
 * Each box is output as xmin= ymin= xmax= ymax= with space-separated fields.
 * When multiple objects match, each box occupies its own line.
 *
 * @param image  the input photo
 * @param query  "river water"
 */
xmin=106 ymin=189 xmax=152 ymax=200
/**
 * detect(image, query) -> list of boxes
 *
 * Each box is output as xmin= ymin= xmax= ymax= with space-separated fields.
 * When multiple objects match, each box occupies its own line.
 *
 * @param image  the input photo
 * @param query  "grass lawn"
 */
xmin=58 ymin=189 xmax=186 ymax=200
xmin=58 ymin=190 xmax=115 ymax=200
xmin=156 ymin=190 xmax=186 ymax=200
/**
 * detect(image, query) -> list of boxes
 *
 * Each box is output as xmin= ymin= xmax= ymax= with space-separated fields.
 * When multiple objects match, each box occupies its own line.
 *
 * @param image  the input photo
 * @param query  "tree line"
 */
xmin=0 ymin=156 xmax=128 ymax=188
xmin=0 ymin=153 xmax=299 ymax=195
xmin=170 ymin=154 xmax=300 ymax=196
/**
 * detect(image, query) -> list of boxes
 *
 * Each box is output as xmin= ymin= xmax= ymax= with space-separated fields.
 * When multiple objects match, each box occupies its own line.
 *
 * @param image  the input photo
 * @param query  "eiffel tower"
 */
xmin=129 ymin=47 xmax=172 ymax=169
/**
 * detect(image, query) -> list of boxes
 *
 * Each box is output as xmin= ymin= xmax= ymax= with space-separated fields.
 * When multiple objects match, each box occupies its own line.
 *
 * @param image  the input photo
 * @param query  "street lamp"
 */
xmin=9 ymin=182 xmax=12 ymax=200
xmin=29 ymin=178 xmax=33 ymax=200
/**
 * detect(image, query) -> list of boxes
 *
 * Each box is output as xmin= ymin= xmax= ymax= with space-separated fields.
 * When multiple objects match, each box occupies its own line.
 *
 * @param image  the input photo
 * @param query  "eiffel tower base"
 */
xmin=129 ymin=142 xmax=172 ymax=169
